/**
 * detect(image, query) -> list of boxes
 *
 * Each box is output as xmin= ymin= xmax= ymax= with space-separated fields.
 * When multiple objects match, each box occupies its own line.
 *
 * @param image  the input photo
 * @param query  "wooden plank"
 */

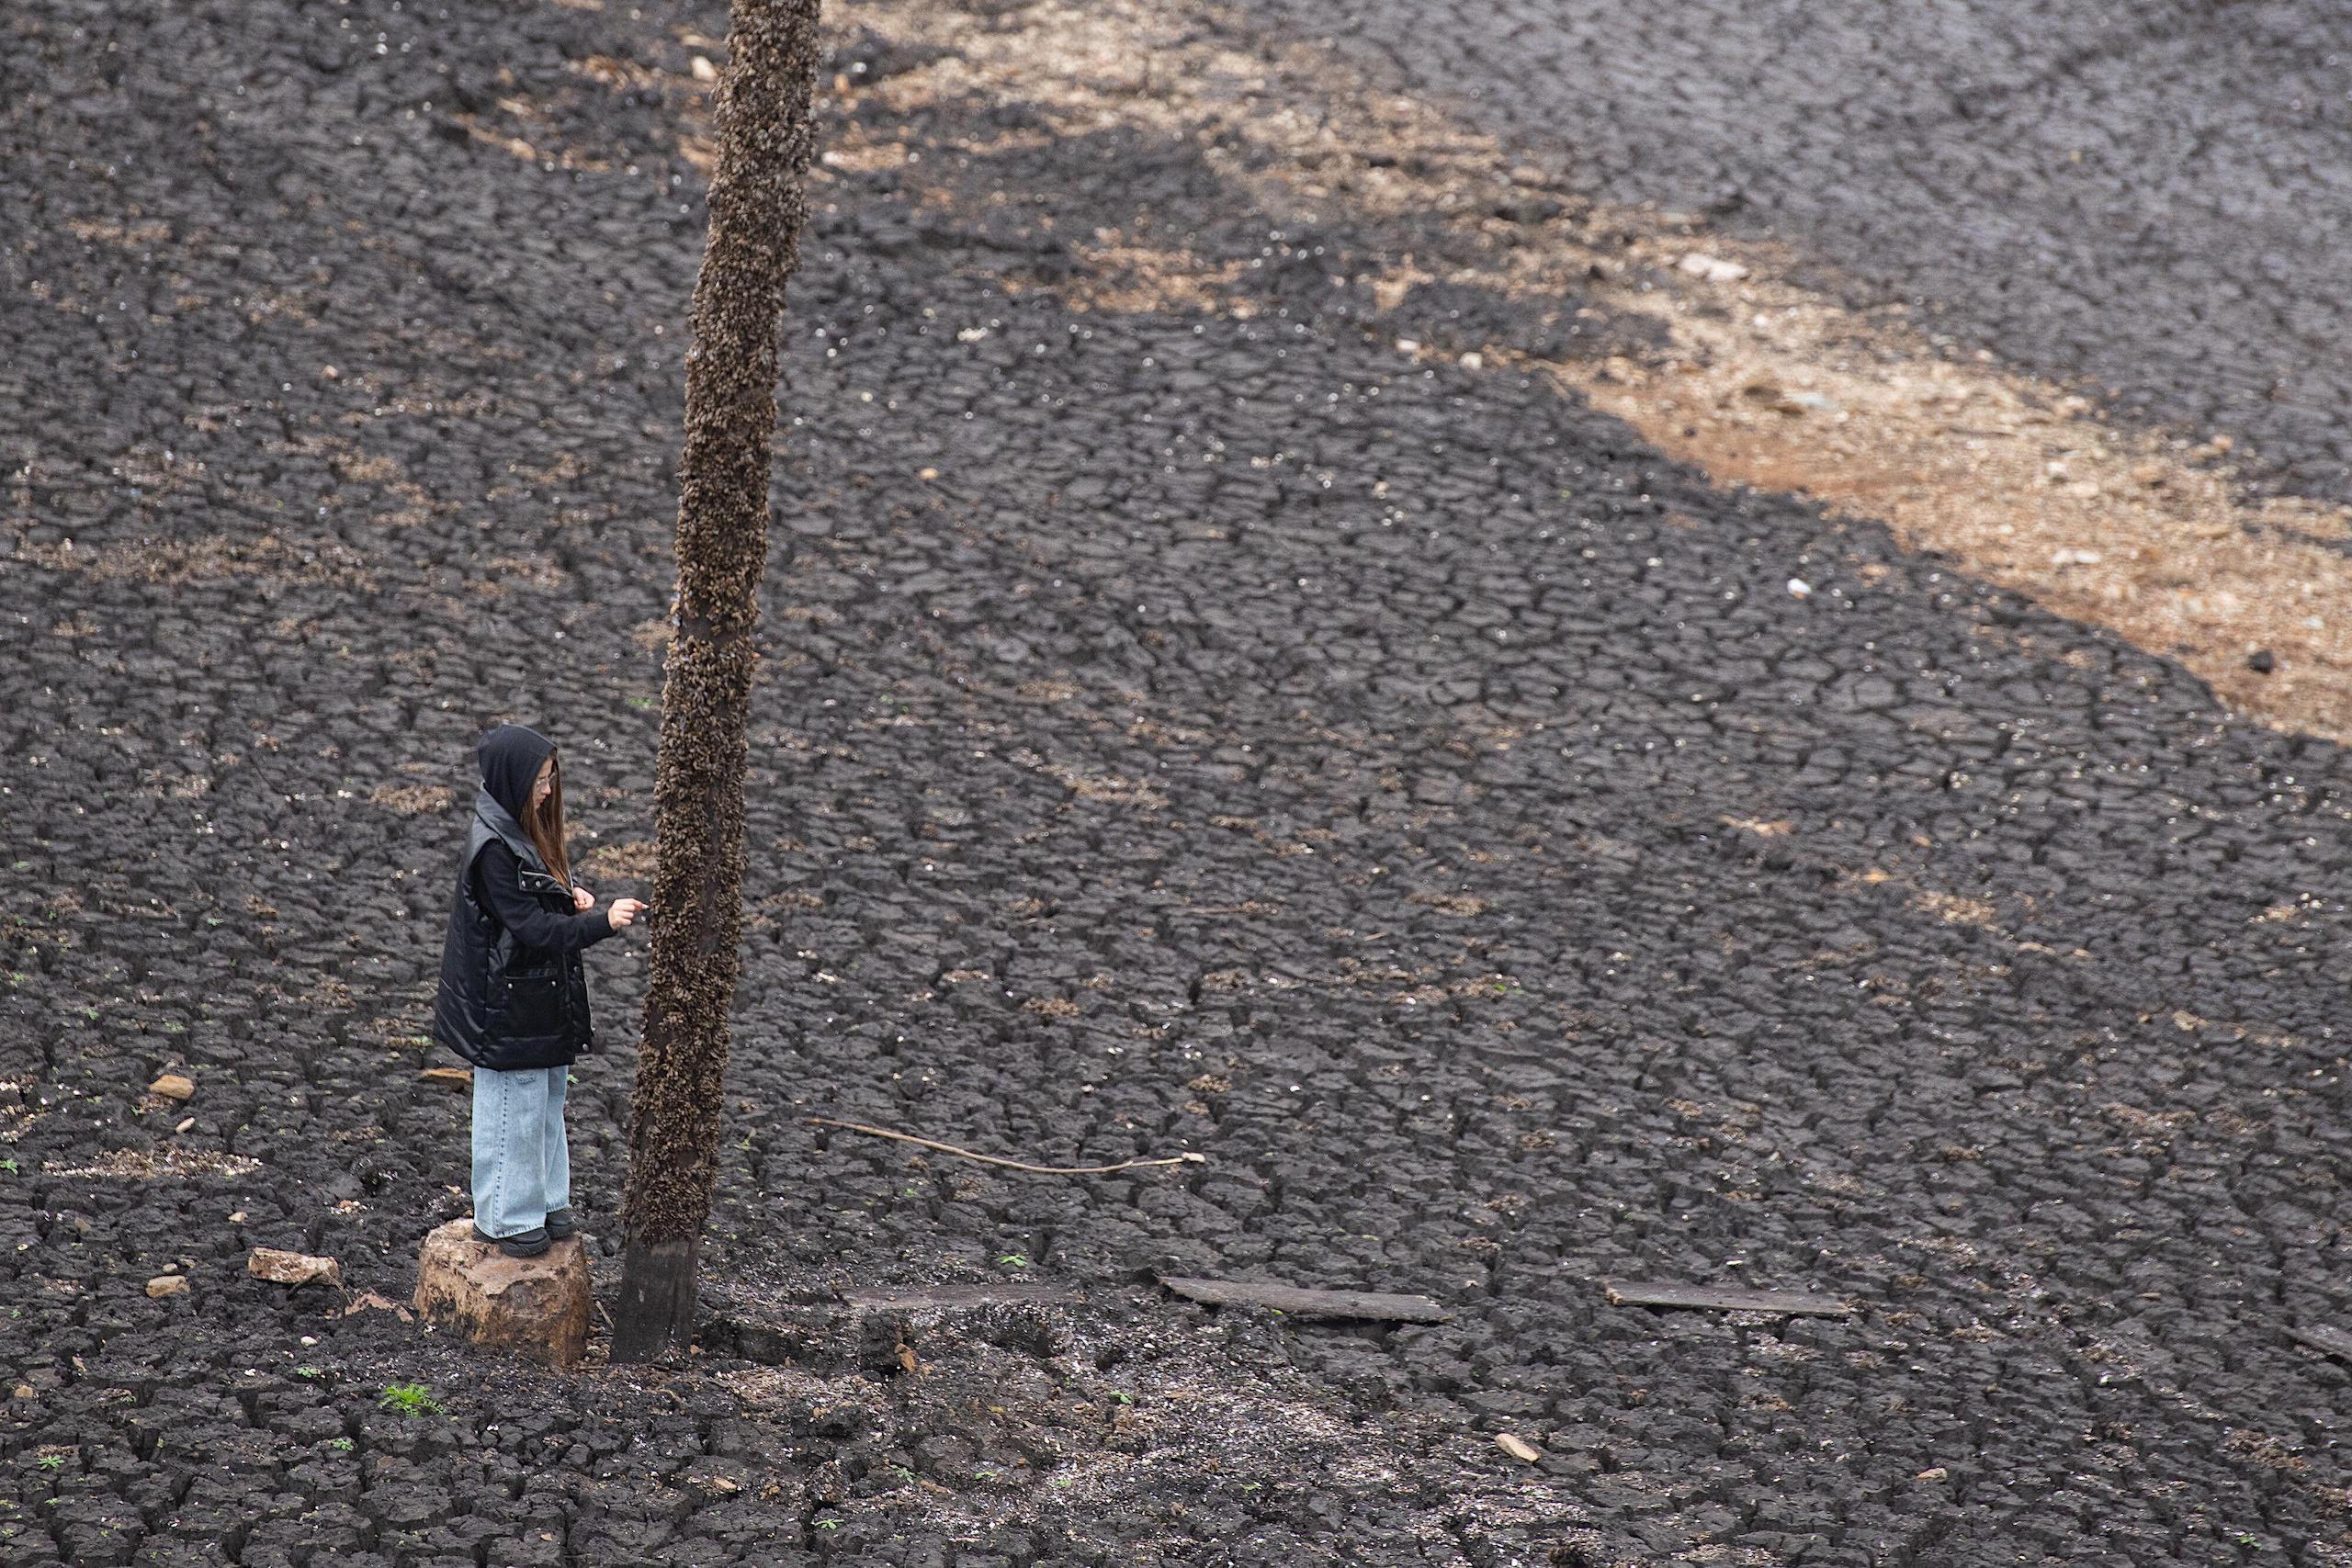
xmin=842 ymin=1281 xmax=1080 ymax=1312
xmin=1159 ymin=1275 xmax=1452 ymax=1323
xmin=1604 ymin=1280 xmax=1852 ymax=1317
xmin=2288 ymin=1324 xmax=2352 ymax=1361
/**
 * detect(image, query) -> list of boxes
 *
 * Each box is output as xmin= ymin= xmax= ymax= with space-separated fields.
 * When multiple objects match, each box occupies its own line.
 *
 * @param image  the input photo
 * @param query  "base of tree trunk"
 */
xmin=609 ymin=1235 xmax=700 ymax=1363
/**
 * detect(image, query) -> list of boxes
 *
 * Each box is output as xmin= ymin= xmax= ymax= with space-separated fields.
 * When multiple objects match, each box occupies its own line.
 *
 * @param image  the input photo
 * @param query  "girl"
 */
xmin=432 ymin=723 xmax=646 ymax=1258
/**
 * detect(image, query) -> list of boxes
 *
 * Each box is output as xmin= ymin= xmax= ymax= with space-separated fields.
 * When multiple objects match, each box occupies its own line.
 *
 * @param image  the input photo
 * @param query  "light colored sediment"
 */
xmin=842 ymin=0 xmax=2352 ymax=741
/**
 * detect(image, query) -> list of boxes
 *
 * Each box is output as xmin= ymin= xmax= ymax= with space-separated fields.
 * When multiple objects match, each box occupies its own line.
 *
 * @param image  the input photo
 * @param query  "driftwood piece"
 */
xmin=1159 ymin=1275 xmax=1452 ymax=1323
xmin=2289 ymin=1324 xmax=2352 ymax=1361
xmin=1604 ymin=1280 xmax=1851 ymax=1317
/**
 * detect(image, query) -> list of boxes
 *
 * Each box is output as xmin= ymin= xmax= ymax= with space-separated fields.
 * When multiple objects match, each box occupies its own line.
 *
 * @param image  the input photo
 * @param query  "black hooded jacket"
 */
xmin=431 ymin=724 xmax=616 ymax=1072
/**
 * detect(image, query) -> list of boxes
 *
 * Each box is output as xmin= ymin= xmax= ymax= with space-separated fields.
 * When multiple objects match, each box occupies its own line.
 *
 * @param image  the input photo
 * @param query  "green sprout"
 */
xmin=35 ymin=1454 xmax=63 ymax=1472
xmin=329 ymin=1437 xmax=355 ymax=1452
xmin=379 ymin=1382 xmax=445 ymax=1417
xmin=996 ymin=1253 xmax=1029 ymax=1269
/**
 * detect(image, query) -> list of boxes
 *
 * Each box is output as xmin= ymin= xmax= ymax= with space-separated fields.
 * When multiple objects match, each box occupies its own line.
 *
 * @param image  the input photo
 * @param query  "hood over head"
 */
xmin=478 ymin=723 xmax=556 ymax=825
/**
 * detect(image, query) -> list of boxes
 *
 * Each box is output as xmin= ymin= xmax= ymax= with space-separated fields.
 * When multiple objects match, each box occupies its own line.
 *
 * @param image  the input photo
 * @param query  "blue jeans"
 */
xmin=470 ymin=1065 xmax=571 ymax=1238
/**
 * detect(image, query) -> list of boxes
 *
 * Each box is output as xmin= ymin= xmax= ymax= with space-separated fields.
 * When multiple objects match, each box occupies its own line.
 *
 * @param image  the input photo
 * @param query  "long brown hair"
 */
xmin=522 ymin=751 xmax=572 ymax=887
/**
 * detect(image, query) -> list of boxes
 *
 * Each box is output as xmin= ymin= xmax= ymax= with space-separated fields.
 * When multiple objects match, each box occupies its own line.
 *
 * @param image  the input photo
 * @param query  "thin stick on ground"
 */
xmin=806 ymin=1116 xmax=1208 ymax=1175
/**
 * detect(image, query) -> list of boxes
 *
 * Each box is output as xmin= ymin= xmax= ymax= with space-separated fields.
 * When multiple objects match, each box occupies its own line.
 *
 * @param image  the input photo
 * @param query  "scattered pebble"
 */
xmin=1495 ymin=1432 xmax=1543 ymax=1463
xmin=145 ymin=1275 xmax=188 ymax=1299
xmin=1677 ymin=253 xmax=1750 ymax=284
xmin=2248 ymin=649 xmax=2277 ymax=674
xmin=248 ymin=1247 xmax=342 ymax=1289
xmin=1787 ymin=578 xmax=1812 ymax=599
xmin=149 ymin=1073 xmax=195 ymax=1101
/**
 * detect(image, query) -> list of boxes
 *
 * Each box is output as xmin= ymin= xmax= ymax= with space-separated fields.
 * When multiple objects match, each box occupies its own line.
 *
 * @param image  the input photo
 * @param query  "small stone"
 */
xmin=420 ymin=1066 xmax=473 ymax=1089
xmin=228 ymin=1211 xmax=247 ymax=1224
xmin=1786 ymin=578 xmax=1812 ymax=599
xmin=1496 ymin=196 xmax=1564 ymax=224
xmin=10 ymin=1384 xmax=32 ymax=1400
xmin=2049 ymin=547 xmax=2102 ymax=567
xmin=1917 ymin=1466 xmax=1950 ymax=1482
xmin=1459 ymin=351 xmax=1484 ymax=370
xmin=690 ymin=55 xmax=718 ymax=82
xmin=348 ymin=1291 xmax=414 ymax=1323
xmin=146 ymin=1275 xmax=189 ymax=1299
xmin=1496 ymin=1432 xmax=1543 ymax=1463
xmin=2248 ymin=649 xmax=2277 ymax=674
xmin=413 ymin=1218 xmax=589 ymax=1369
xmin=174 ymin=1117 xmax=195 ymax=1134
xmin=1676 ymin=252 xmax=1749 ymax=284
xmin=248 ymin=1247 xmax=342 ymax=1289
xmin=149 ymin=1074 xmax=195 ymax=1101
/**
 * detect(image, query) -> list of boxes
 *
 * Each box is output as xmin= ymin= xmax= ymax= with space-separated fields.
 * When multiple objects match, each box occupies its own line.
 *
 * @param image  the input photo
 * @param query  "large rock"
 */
xmin=413 ymin=1220 xmax=591 ymax=1369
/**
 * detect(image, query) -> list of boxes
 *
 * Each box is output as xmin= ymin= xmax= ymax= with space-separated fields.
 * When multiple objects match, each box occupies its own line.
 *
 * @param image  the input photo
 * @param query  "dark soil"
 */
xmin=4 ymin=0 xmax=2352 ymax=1563
xmin=1226 ymin=0 xmax=2352 ymax=511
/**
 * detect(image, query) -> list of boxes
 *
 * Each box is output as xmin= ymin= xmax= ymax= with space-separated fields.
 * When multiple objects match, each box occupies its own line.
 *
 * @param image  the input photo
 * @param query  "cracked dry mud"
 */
xmin=6 ymin=0 xmax=2352 ymax=1564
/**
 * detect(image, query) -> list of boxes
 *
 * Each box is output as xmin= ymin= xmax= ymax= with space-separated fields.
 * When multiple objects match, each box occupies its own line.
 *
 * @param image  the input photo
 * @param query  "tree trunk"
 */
xmin=611 ymin=0 xmax=823 ymax=1365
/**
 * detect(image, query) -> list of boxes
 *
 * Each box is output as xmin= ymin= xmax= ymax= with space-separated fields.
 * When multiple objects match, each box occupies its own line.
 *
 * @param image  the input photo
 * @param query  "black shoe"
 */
xmin=470 ymin=1224 xmax=550 ymax=1258
xmin=544 ymin=1207 xmax=577 ymax=1241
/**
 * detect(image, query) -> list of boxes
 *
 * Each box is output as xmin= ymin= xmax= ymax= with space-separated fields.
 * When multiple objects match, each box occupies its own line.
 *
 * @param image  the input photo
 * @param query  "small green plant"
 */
xmin=1112 ymin=1391 xmax=1133 ymax=1405
xmin=0 ymin=1159 xmax=17 ymax=1175
xmin=35 ymin=1454 xmax=63 ymax=1472
xmin=328 ymin=1437 xmax=355 ymax=1453
xmin=996 ymin=1253 xmax=1029 ymax=1269
xmin=378 ymin=1382 xmax=444 ymax=1417
xmin=813 ymin=1517 xmax=842 ymax=1532
xmin=294 ymin=1367 xmax=322 ymax=1381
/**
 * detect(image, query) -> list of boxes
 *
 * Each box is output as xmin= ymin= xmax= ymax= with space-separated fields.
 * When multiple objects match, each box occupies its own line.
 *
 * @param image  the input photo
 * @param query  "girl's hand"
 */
xmin=607 ymin=898 xmax=648 ymax=931
xmin=572 ymin=885 xmax=595 ymax=912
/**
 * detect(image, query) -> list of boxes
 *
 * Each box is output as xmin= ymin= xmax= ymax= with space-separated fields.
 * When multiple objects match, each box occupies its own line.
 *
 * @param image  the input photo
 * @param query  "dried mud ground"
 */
xmin=6 ymin=0 xmax=2352 ymax=1564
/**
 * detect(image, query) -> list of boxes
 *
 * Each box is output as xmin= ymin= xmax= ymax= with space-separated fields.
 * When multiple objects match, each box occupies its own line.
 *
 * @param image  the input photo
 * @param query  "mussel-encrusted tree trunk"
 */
xmin=611 ymin=0 xmax=823 ymax=1364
